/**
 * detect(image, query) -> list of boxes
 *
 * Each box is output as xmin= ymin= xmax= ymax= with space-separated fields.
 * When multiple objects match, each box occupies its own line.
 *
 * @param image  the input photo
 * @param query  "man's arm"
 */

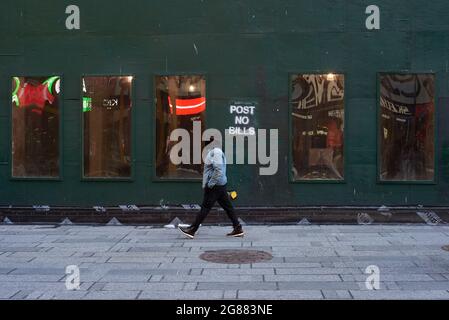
xmin=207 ymin=149 xmax=225 ymax=188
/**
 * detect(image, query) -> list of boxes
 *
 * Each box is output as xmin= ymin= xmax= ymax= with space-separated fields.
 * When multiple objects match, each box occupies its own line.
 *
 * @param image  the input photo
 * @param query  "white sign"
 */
xmin=228 ymin=102 xmax=257 ymax=135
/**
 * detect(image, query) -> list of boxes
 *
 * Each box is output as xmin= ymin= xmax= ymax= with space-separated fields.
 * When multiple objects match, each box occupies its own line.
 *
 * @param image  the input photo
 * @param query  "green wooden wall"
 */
xmin=1 ymin=0 xmax=449 ymax=207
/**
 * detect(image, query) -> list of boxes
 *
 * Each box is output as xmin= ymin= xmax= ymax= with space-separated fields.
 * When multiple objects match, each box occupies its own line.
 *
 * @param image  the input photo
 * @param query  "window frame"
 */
xmin=80 ymin=74 xmax=136 ymax=182
xmin=376 ymin=71 xmax=438 ymax=185
xmin=288 ymin=71 xmax=347 ymax=184
xmin=152 ymin=72 xmax=208 ymax=183
xmin=9 ymin=74 xmax=64 ymax=181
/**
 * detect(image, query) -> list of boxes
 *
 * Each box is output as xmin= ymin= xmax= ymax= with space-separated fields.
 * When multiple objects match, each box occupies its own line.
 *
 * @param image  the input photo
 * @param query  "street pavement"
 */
xmin=1 ymin=224 xmax=449 ymax=300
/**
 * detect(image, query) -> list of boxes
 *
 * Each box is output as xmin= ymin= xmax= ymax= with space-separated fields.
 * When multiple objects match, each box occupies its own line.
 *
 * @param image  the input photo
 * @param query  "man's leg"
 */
xmin=190 ymin=187 xmax=218 ymax=231
xmin=216 ymin=186 xmax=240 ymax=228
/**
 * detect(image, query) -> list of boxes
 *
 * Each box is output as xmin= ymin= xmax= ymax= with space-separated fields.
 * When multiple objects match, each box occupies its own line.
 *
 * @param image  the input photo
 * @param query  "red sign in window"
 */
xmin=168 ymin=96 xmax=206 ymax=116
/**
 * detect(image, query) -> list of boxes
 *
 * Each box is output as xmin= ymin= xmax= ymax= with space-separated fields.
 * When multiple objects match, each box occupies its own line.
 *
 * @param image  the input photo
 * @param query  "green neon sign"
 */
xmin=83 ymin=97 xmax=92 ymax=112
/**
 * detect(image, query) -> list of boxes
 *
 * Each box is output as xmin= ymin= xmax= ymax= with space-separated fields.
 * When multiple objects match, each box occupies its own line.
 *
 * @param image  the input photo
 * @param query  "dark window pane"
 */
xmin=155 ymin=75 xmax=206 ymax=179
xmin=83 ymin=76 xmax=132 ymax=178
xmin=291 ymin=74 xmax=345 ymax=181
xmin=379 ymin=74 xmax=435 ymax=181
xmin=12 ymin=76 xmax=61 ymax=177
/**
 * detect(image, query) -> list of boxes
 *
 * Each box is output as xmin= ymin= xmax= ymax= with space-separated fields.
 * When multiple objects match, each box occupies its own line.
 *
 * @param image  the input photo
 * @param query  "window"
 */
xmin=379 ymin=73 xmax=435 ymax=181
xmin=291 ymin=73 xmax=345 ymax=181
xmin=82 ymin=76 xmax=133 ymax=178
xmin=155 ymin=75 xmax=206 ymax=179
xmin=12 ymin=76 xmax=61 ymax=177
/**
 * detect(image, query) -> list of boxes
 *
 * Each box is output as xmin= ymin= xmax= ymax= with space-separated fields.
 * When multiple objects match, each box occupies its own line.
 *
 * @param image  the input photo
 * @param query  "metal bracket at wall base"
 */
xmin=106 ymin=217 xmax=122 ymax=226
xmin=416 ymin=211 xmax=446 ymax=226
xmin=164 ymin=217 xmax=190 ymax=229
xmin=297 ymin=218 xmax=311 ymax=225
xmin=59 ymin=218 xmax=73 ymax=225
xmin=3 ymin=217 xmax=13 ymax=225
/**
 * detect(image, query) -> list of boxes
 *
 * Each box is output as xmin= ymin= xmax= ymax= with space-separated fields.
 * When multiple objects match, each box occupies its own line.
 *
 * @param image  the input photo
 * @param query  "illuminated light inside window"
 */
xmin=326 ymin=73 xmax=336 ymax=81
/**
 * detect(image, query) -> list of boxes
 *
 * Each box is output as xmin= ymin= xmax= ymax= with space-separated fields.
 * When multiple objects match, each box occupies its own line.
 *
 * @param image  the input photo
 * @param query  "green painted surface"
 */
xmin=0 ymin=0 xmax=449 ymax=206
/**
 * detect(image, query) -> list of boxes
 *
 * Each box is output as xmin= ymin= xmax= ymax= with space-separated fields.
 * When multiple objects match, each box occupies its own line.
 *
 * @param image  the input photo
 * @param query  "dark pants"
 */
xmin=191 ymin=185 xmax=240 ymax=231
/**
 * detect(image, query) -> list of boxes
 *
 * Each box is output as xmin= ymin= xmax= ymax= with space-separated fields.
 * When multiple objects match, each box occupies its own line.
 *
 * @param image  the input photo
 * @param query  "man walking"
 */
xmin=179 ymin=139 xmax=244 ymax=239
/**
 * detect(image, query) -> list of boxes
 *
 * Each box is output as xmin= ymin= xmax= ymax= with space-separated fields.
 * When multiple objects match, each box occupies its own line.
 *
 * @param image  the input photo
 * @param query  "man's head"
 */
xmin=201 ymin=132 xmax=223 ymax=162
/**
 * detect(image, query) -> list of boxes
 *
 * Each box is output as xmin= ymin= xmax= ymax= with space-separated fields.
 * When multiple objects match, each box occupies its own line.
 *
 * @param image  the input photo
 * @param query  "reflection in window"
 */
xmin=12 ymin=76 xmax=61 ymax=177
xmin=155 ymin=75 xmax=206 ymax=178
xmin=83 ymin=76 xmax=132 ymax=178
xmin=379 ymin=74 xmax=435 ymax=181
xmin=291 ymin=74 xmax=345 ymax=180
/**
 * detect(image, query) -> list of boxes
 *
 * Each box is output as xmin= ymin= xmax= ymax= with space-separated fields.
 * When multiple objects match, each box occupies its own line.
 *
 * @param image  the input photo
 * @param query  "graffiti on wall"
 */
xmin=380 ymin=74 xmax=434 ymax=109
xmin=379 ymin=74 xmax=435 ymax=181
xmin=291 ymin=74 xmax=344 ymax=111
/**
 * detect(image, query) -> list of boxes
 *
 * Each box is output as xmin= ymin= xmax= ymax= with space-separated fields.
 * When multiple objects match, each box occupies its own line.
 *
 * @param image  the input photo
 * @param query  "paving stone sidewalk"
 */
xmin=1 ymin=224 xmax=449 ymax=300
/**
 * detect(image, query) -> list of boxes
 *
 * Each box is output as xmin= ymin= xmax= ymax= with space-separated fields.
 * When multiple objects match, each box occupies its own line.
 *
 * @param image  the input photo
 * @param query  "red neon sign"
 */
xmin=12 ymin=77 xmax=59 ymax=115
xmin=168 ymin=96 xmax=206 ymax=115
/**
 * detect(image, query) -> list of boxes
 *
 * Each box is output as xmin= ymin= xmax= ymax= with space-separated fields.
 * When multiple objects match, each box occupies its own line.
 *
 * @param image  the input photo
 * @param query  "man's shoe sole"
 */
xmin=227 ymin=232 xmax=244 ymax=237
xmin=179 ymin=227 xmax=194 ymax=239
